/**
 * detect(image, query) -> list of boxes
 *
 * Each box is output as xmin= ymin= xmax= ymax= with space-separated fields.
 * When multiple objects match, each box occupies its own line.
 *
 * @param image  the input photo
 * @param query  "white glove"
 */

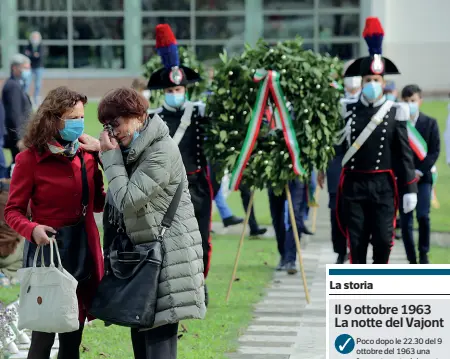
xmin=403 ymin=193 xmax=418 ymax=213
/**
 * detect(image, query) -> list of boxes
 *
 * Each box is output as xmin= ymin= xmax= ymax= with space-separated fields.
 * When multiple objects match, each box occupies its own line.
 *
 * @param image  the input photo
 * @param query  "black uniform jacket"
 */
xmin=339 ymin=95 xmax=417 ymax=194
xmin=148 ymin=101 xmax=208 ymax=175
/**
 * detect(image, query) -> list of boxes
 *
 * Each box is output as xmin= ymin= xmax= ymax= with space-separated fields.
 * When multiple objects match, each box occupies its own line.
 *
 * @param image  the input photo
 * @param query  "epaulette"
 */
xmin=339 ymin=97 xmax=359 ymax=119
xmin=393 ymin=102 xmax=410 ymax=121
xmin=147 ymin=107 xmax=163 ymax=115
xmin=191 ymin=101 xmax=206 ymax=117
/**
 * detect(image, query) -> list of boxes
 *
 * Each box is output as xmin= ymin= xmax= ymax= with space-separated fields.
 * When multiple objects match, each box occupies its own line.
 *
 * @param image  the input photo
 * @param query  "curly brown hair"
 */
xmin=97 ymin=87 xmax=148 ymax=125
xmin=23 ymin=86 xmax=87 ymax=153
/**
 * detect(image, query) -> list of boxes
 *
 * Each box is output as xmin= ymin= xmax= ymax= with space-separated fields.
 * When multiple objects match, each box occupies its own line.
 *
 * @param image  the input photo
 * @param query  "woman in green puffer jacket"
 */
xmin=97 ymin=87 xmax=206 ymax=359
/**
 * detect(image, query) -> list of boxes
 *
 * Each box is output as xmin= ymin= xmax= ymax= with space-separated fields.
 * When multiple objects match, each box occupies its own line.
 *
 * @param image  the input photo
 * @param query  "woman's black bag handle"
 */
xmin=156 ymin=178 xmax=184 ymax=240
xmin=79 ymin=153 xmax=89 ymax=217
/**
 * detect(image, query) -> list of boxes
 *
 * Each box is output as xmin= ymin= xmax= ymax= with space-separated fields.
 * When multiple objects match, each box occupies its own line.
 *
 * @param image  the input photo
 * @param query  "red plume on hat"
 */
xmin=155 ymin=24 xmax=179 ymax=69
xmin=362 ymin=17 xmax=384 ymax=56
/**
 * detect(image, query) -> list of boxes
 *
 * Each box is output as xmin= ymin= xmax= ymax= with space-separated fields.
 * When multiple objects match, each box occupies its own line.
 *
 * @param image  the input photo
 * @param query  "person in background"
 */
xmin=1 ymin=54 xmax=32 ymax=169
xmin=384 ymin=80 xmax=398 ymax=102
xmin=4 ymin=86 xmax=105 ymax=359
xmin=24 ymin=31 xmax=45 ymax=106
xmin=0 ymin=101 xmax=6 ymax=178
xmin=398 ymin=84 xmax=440 ymax=264
xmin=336 ymin=17 xmax=417 ymax=264
xmin=98 ymin=87 xmax=205 ymax=359
xmin=131 ymin=78 xmax=151 ymax=102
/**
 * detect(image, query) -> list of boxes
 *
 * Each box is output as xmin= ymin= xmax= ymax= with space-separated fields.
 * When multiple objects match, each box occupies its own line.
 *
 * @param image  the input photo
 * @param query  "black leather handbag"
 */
xmin=89 ymin=179 xmax=183 ymax=328
xmin=27 ymin=153 xmax=92 ymax=282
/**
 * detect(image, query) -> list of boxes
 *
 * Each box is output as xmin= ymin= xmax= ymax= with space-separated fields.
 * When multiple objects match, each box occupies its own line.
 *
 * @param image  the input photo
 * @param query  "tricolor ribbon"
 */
xmin=229 ymin=69 xmax=305 ymax=191
xmin=407 ymin=121 xmax=428 ymax=161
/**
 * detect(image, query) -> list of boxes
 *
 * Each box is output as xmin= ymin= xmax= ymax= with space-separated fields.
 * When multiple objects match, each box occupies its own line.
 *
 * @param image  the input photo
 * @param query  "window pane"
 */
xmin=18 ymin=0 xmax=67 ymax=11
xmin=142 ymin=0 xmax=190 ymax=11
xmin=196 ymin=16 xmax=244 ymax=40
xmin=196 ymin=45 xmax=226 ymax=61
xmin=72 ymin=0 xmax=123 ymax=11
xmin=264 ymin=15 xmax=314 ymax=39
xmin=73 ymin=45 xmax=124 ymax=68
xmin=18 ymin=17 xmax=68 ymax=40
xmin=142 ymin=46 xmax=156 ymax=64
xmin=73 ymin=17 xmax=124 ymax=40
xmin=196 ymin=0 xmax=245 ymax=10
xmin=319 ymin=14 xmax=360 ymax=37
xmin=263 ymin=0 xmax=314 ymax=10
xmin=16 ymin=45 xmax=68 ymax=68
xmin=320 ymin=42 xmax=360 ymax=60
xmin=319 ymin=0 xmax=360 ymax=8
xmin=142 ymin=17 xmax=191 ymax=40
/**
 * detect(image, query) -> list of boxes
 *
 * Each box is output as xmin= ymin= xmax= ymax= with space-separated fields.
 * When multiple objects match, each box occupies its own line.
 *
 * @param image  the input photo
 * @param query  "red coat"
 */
xmin=5 ymin=147 xmax=105 ymax=322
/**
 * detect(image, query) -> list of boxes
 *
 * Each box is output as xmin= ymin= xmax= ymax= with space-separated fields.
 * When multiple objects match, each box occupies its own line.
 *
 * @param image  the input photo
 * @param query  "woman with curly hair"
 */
xmin=4 ymin=86 xmax=105 ymax=359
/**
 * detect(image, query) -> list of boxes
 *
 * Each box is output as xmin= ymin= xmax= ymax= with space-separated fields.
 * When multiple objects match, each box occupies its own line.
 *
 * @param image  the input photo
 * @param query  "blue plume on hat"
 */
xmin=155 ymin=24 xmax=179 ymax=69
xmin=362 ymin=17 xmax=384 ymax=56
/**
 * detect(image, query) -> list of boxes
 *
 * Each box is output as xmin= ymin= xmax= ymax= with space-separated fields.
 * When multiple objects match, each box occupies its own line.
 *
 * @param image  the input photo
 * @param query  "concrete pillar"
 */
xmin=124 ymin=0 xmax=142 ymax=72
xmin=245 ymin=0 xmax=263 ymax=47
xmin=1 ymin=0 xmax=18 ymax=72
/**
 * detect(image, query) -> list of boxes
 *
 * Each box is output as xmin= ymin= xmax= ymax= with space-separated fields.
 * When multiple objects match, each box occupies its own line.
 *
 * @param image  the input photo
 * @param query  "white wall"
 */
xmin=364 ymin=0 xmax=450 ymax=93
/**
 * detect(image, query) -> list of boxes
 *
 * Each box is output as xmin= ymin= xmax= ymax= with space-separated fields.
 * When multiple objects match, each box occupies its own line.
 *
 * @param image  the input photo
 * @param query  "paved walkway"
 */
xmin=226 ymin=192 xmax=408 ymax=359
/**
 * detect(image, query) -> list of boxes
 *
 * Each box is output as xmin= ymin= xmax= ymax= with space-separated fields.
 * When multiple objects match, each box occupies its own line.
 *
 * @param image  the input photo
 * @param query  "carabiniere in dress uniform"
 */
xmin=335 ymin=16 xmax=418 ymax=264
xmin=146 ymin=24 xmax=213 ymax=299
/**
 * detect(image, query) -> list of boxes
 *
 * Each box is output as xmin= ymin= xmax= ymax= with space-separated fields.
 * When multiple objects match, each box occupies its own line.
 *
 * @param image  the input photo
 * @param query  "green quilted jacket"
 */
xmin=100 ymin=114 xmax=206 ymax=327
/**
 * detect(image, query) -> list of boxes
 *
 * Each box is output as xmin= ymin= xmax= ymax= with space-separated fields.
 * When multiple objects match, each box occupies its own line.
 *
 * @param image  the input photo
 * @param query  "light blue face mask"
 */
xmin=21 ymin=69 xmax=32 ymax=81
xmin=59 ymin=118 xmax=85 ymax=142
xmin=165 ymin=93 xmax=185 ymax=108
xmin=362 ymin=82 xmax=383 ymax=102
xmin=121 ymin=132 xmax=140 ymax=152
xmin=408 ymin=102 xmax=419 ymax=117
xmin=385 ymin=94 xmax=397 ymax=102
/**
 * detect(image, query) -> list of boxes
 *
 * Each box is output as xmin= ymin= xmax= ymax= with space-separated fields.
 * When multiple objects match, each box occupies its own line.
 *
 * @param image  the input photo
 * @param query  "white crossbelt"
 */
xmin=342 ymin=100 xmax=394 ymax=167
xmin=172 ymin=101 xmax=194 ymax=145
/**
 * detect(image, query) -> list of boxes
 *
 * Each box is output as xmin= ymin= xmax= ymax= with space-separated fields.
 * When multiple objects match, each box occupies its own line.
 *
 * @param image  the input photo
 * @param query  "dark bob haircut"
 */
xmin=401 ymin=84 xmax=422 ymax=99
xmin=98 ymin=87 xmax=148 ymax=125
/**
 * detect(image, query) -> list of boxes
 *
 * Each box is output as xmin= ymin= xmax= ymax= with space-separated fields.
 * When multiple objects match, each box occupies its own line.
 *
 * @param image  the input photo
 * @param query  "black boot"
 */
xmin=250 ymin=228 xmax=267 ymax=237
xmin=223 ymin=215 xmax=244 ymax=227
xmin=336 ymin=253 xmax=348 ymax=264
xmin=419 ymin=252 xmax=430 ymax=264
xmin=302 ymin=226 xmax=314 ymax=235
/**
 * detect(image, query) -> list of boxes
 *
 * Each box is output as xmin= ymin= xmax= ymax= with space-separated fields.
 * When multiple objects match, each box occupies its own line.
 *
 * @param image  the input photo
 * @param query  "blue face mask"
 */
xmin=59 ymin=118 xmax=85 ymax=142
xmin=165 ymin=93 xmax=185 ymax=108
xmin=408 ymin=102 xmax=419 ymax=117
xmin=121 ymin=132 xmax=140 ymax=152
xmin=21 ymin=69 xmax=31 ymax=81
xmin=362 ymin=82 xmax=383 ymax=102
xmin=385 ymin=94 xmax=397 ymax=102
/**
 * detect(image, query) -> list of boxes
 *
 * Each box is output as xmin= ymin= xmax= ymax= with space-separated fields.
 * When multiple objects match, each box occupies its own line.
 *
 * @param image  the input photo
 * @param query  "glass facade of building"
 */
xmin=0 ymin=0 xmax=363 ymax=75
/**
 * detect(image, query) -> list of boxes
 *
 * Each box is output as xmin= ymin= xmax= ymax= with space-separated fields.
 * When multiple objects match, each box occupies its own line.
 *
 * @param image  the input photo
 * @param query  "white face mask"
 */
xmin=344 ymin=76 xmax=362 ymax=91
xmin=142 ymin=90 xmax=151 ymax=100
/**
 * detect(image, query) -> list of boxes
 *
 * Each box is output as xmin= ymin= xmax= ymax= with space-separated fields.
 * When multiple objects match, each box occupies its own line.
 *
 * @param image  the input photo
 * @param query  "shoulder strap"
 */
xmin=158 ymin=178 xmax=184 ymax=238
xmin=341 ymin=100 xmax=394 ymax=167
xmin=172 ymin=102 xmax=194 ymax=145
xmin=79 ymin=153 xmax=89 ymax=216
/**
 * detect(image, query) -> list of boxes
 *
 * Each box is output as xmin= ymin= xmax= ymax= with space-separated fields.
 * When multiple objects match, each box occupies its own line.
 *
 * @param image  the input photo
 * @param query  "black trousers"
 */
xmin=188 ymin=171 xmax=212 ymax=278
xmin=27 ymin=323 xmax=84 ymax=359
xmin=131 ymin=323 xmax=179 ymax=359
xmin=268 ymin=188 xmax=286 ymax=260
xmin=329 ymin=194 xmax=347 ymax=256
xmin=339 ymin=172 xmax=395 ymax=264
